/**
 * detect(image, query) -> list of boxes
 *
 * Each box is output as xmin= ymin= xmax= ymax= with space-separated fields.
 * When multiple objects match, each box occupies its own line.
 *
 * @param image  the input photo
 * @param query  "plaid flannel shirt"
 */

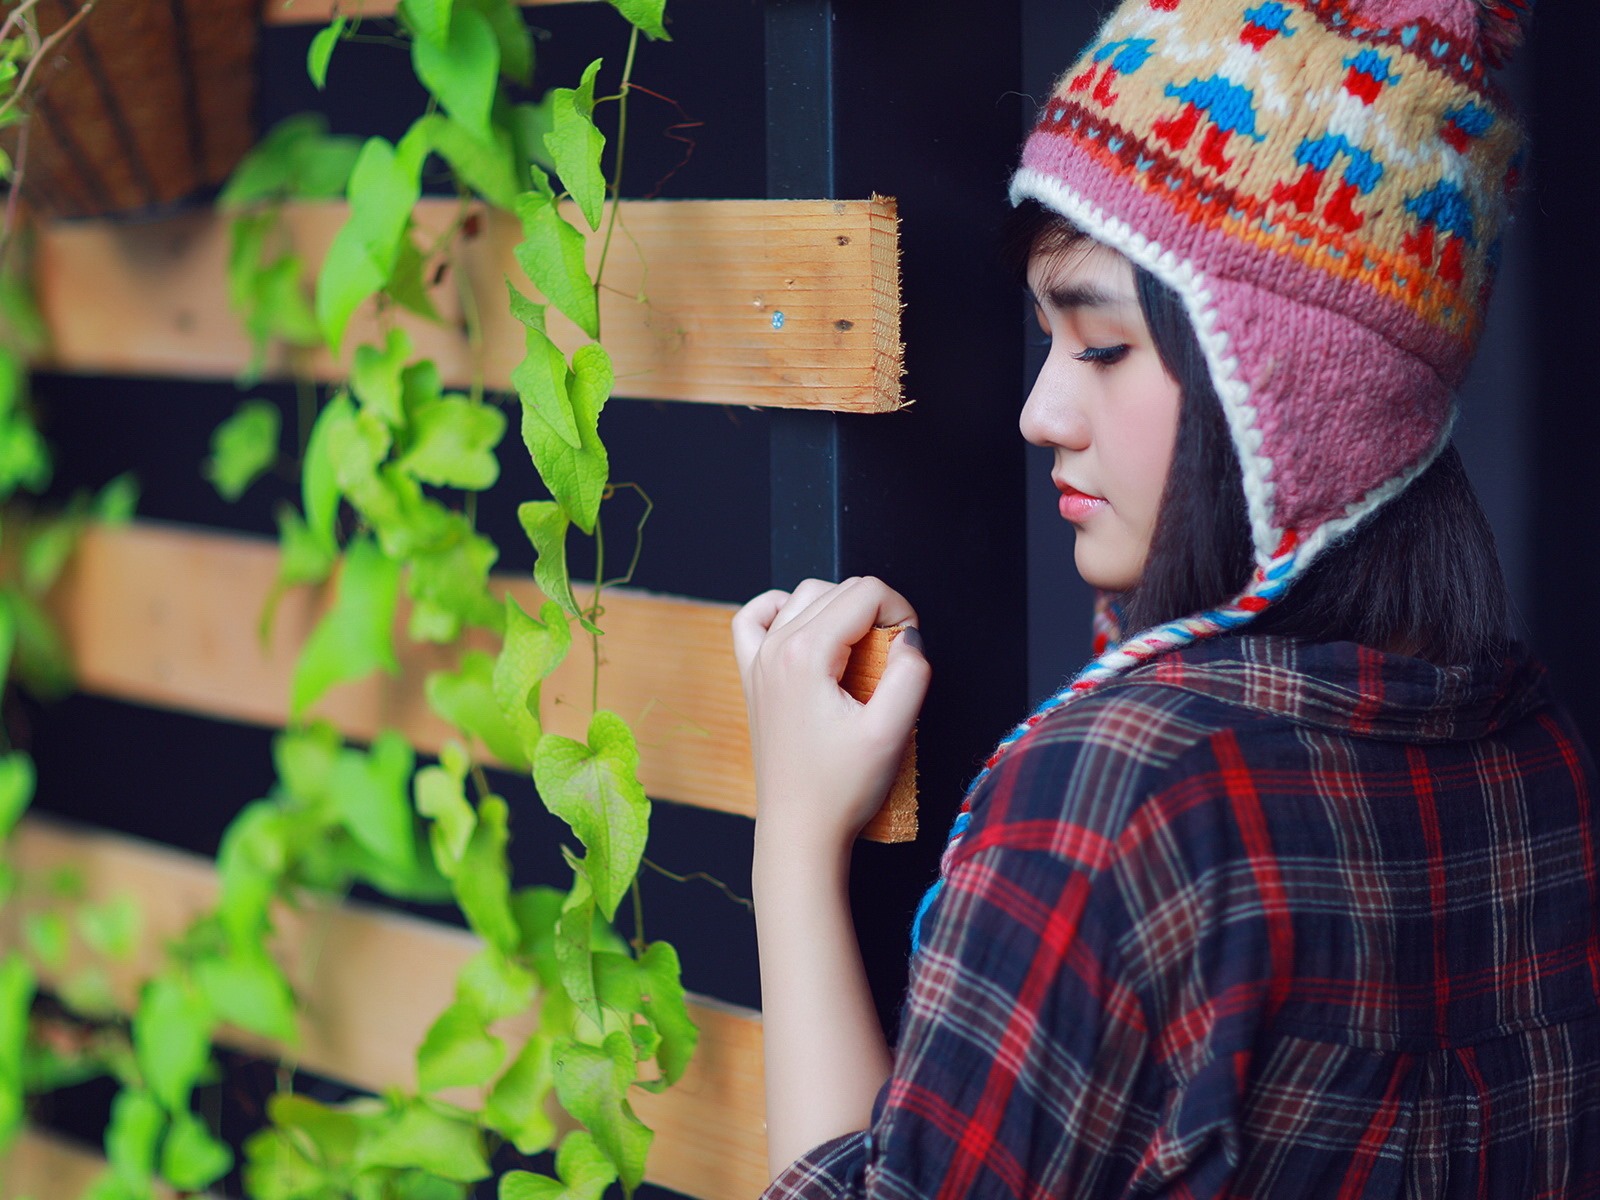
xmin=764 ymin=636 xmax=1600 ymax=1199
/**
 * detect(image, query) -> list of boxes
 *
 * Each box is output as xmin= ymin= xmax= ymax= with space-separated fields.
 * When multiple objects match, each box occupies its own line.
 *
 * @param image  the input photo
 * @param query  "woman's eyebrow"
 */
xmin=1040 ymin=281 xmax=1133 ymax=311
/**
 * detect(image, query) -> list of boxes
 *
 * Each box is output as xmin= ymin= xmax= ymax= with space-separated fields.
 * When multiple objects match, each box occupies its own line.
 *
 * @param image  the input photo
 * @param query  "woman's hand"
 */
xmin=735 ymin=577 xmax=925 ymax=1173
xmin=732 ymin=576 xmax=931 ymax=852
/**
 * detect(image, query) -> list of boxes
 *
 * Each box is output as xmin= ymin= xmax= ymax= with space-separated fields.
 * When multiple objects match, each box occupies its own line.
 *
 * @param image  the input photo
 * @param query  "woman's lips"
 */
xmin=1056 ymin=481 xmax=1108 ymax=523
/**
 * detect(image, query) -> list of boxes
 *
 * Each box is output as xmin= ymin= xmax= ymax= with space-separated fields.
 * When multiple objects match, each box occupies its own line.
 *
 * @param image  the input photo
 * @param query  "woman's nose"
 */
xmin=1019 ymin=358 xmax=1090 ymax=451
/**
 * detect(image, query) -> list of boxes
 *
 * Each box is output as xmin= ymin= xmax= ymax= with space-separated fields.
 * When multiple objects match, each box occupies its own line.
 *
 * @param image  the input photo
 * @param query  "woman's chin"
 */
xmin=1071 ymin=534 xmax=1141 ymax=594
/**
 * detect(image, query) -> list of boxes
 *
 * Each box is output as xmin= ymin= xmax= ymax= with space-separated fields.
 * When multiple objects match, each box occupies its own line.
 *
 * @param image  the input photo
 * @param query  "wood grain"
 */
xmin=5 ymin=816 xmax=769 ymax=1200
xmin=1 ymin=1126 xmax=188 ymax=1200
xmin=35 ymin=198 xmax=905 ymax=412
xmin=841 ymin=626 xmax=919 ymax=843
xmin=51 ymin=520 xmax=920 ymax=839
xmin=52 ymin=520 xmax=758 ymax=820
xmin=264 ymin=0 xmax=588 ymax=21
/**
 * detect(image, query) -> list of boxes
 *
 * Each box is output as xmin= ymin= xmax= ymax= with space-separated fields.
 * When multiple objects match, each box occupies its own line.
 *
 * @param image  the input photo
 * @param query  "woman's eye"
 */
xmin=1073 ymin=344 xmax=1130 ymax=367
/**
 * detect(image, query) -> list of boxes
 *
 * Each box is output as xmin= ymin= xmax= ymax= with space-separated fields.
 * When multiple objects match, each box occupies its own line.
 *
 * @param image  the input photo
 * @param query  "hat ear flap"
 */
xmin=1475 ymin=0 xmax=1534 ymax=66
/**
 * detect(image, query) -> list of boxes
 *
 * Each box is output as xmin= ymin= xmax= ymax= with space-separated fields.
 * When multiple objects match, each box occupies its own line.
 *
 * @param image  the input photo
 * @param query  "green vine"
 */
xmin=0 ymin=277 xmax=146 ymax=1181
xmin=2 ymin=0 xmax=693 ymax=1196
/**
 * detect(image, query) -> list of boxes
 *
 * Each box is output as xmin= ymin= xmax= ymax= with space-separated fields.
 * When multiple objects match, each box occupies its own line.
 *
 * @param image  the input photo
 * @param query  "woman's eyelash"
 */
xmin=1073 ymin=344 xmax=1130 ymax=366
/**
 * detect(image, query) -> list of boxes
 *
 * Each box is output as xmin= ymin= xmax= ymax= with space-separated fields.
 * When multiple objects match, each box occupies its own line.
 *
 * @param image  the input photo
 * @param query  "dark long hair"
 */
xmin=1005 ymin=200 xmax=1512 ymax=665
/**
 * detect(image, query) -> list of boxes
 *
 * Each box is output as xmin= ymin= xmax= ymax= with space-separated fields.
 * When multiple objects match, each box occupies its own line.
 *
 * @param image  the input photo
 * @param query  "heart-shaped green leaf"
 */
xmin=544 ymin=60 xmax=606 ymax=230
xmin=194 ymin=945 xmax=298 ymax=1044
xmin=514 ymin=192 xmax=598 ymax=340
xmin=500 ymin=1131 xmax=616 ymax=1200
xmin=105 ymin=1088 xmax=166 ymax=1187
xmin=494 ymin=597 xmax=570 ymax=764
xmin=133 ymin=974 xmax=213 ymax=1113
xmin=411 ymin=5 xmax=499 ymax=143
xmin=518 ymin=501 xmax=594 ymax=630
xmin=521 ymin=342 xmax=611 ymax=534
xmin=290 ymin=537 xmax=403 ymax=720
xmin=484 ymin=1031 xmax=557 ymax=1156
xmin=532 ymin=712 xmax=649 ymax=921
xmin=551 ymin=1031 xmax=652 ymax=1191
xmin=554 ymin=857 xmax=599 ymax=1025
xmin=328 ymin=731 xmax=417 ymax=873
xmin=398 ymin=396 xmax=506 ymax=490
xmin=415 ymin=744 xmax=476 ymax=878
xmin=418 ymin=999 xmax=505 ymax=1092
xmin=0 ymin=752 xmax=34 ymax=841
xmin=607 ymin=0 xmax=668 ymax=40
xmin=509 ymin=297 xmax=581 ymax=450
xmin=206 ymin=401 xmax=281 ymax=502
xmin=456 ymin=795 xmax=519 ymax=954
xmin=161 ymin=1110 xmax=235 ymax=1192
xmin=307 ymin=16 xmax=346 ymax=89
xmin=316 ymin=135 xmax=425 ymax=352
xmin=357 ymin=1099 xmax=491 ymax=1181
xmin=426 ymin=649 xmax=528 ymax=769
xmin=351 ymin=328 xmax=413 ymax=428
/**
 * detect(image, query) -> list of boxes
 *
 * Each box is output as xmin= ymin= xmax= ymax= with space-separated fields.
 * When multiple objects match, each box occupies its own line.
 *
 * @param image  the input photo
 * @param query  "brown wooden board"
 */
xmin=840 ymin=626 xmax=919 ymax=843
xmin=49 ymin=521 xmax=919 ymax=839
xmin=4 ymin=816 xmax=769 ymax=1200
xmin=34 ymin=198 xmax=904 ymax=412
xmin=264 ymin=0 xmax=587 ymax=21
xmin=53 ymin=520 xmax=757 ymax=819
xmin=1 ymin=1126 xmax=188 ymax=1200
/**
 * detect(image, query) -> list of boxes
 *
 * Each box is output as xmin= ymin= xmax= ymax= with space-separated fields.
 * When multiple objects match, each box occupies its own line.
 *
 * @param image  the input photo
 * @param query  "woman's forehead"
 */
xmin=1027 ymin=238 xmax=1137 ymax=306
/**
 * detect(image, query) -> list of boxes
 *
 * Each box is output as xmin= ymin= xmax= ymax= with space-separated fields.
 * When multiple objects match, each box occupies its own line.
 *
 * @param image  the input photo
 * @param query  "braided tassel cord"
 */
xmin=909 ymin=531 xmax=1301 ymax=954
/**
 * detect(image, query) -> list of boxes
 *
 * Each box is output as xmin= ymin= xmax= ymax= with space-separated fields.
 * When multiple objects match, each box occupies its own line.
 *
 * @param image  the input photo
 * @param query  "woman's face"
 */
xmin=1021 ymin=239 xmax=1182 ymax=593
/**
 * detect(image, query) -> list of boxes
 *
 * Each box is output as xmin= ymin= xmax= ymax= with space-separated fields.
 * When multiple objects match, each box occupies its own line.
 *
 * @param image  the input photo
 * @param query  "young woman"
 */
xmin=735 ymin=0 xmax=1599 ymax=1195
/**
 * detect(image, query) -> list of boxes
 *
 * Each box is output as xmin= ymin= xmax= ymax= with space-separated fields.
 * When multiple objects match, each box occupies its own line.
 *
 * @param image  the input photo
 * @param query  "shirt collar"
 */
xmin=1118 ymin=635 xmax=1551 ymax=743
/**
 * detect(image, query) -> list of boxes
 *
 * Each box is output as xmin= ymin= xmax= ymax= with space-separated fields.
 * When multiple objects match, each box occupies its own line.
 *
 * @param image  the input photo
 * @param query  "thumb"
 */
xmin=865 ymin=627 xmax=931 ymax=735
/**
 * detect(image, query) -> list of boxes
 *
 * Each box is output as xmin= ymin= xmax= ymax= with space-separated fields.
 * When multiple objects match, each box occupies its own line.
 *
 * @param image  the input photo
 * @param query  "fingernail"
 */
xmin=898 ymin=626 xmax=924 ymax=654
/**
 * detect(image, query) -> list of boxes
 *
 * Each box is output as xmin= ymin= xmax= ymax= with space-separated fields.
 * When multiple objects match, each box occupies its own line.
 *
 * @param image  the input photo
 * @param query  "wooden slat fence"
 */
xmin=36 ymin=199 xmax=904 ymax=412
xmin=5 ymin=816 xmax=770 ymax=1200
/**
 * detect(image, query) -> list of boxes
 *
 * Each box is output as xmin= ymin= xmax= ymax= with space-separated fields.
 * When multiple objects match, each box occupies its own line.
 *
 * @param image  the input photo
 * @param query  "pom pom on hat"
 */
xmin=1474 ymin=0 xmax=1534 ymax=66
xmin=1340 ymin=0 xmax=1534 ymax=63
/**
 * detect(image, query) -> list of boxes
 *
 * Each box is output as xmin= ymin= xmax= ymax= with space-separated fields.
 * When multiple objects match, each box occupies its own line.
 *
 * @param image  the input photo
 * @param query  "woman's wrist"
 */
xmin=753 ymin=815 xmax=853 ymax=887
xmin=752 ymin=800 xmax=857 ymax=864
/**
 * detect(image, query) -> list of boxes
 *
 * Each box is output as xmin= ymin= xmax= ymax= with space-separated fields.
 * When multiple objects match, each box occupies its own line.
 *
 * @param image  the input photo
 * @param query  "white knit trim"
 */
xmin=1010 ymin=166 xmax=1283 ymax=565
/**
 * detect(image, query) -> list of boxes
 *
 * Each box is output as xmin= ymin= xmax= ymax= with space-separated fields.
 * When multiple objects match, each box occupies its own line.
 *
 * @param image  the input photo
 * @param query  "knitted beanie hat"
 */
xmin=1012 ymin=0 xmax=1532 ymax=693
xmin=912 ymin=0 xmax=1534 ymax=951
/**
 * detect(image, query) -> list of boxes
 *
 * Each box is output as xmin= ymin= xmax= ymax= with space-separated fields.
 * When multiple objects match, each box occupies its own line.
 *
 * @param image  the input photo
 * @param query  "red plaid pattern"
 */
xmin=764 ymin=637 xmax=1600 ymax=1199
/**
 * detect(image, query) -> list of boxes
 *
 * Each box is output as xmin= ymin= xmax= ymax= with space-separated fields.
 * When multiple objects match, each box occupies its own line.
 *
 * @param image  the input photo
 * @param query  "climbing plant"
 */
xmin=0 ymin=166 xmax=143 ymax=1184
xmin=1 ymin=0 xmax=697 ymax=1196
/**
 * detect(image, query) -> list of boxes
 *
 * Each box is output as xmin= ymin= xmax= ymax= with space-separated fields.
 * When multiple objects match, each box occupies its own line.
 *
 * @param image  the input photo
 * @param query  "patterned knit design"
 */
xmin=1014 ymin=0 xmax=1525 ymax=548
xmin=1090 ymin=591 xmax=1124 ymax=657
xmin=1016 ymin=0 xmax=1524 ymax=548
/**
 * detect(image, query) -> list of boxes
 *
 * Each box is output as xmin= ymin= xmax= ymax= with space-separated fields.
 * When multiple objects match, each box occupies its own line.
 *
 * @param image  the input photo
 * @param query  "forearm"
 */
xmin=754 ymin=825 xmax=893 ymax=1180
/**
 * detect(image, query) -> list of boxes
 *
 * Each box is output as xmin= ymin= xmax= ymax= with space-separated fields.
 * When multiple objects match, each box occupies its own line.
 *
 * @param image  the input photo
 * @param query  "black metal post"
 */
xmin=766 ymin=0 xmax=842 ymax=587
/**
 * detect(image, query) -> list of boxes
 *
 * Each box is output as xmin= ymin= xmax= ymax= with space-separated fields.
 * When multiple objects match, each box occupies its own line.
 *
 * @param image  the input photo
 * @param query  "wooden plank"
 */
xmin=52 ymin=520 xmax=920 ymax=840
xmin=34 ymin=198 xmax=905 ymax=412
xmin=54 ymin=519 xmax=760 ymax=821
xmin=0 ymin=1127 xmax=200 ymax=1200
xmin=2 ymin=1128 xmax=133 ymax=1200
xmin=265 ymin=0 xmax=588 ymax=21
xmin=6 ymin=816 xmax=770 ymax=1200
